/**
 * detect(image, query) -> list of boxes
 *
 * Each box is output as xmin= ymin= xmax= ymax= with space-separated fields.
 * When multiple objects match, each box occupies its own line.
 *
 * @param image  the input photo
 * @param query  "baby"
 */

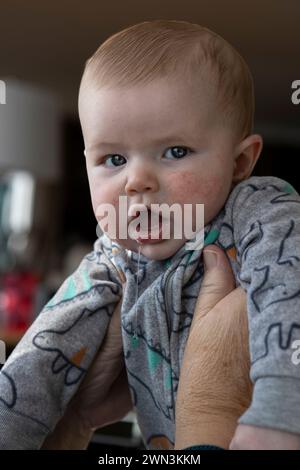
xmin=1 ymin=20 xmax=300 ymax=450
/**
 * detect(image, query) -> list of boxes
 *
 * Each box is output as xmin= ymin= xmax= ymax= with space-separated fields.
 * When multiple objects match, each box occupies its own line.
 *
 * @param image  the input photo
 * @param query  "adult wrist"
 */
xmin=175 ymin=413 xmax=238 ymax=450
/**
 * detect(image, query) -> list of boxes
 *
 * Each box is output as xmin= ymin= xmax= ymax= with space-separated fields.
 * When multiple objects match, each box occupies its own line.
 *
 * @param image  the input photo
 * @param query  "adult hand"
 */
xmin=175 ymin=244 xmax=252 ymax=450
xmin=42 ymin=296 xmax=132 ymax=449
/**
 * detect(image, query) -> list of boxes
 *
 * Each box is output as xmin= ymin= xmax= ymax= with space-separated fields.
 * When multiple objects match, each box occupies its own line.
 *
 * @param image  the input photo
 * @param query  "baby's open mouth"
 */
xmin=127 ymin=207 xmax=163 ymax=243
xmin=135 ymin=208 xmax=163 ymax=241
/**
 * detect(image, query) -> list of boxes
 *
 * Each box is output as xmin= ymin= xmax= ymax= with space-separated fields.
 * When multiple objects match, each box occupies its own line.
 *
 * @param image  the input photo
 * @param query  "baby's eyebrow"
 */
xmin=84 ymin=142 xmax=125 ymax=156
xmin=87 ymin=134 xmax=195 ymax=153
xmin=92 ymin=141 xmax=123 ymax=149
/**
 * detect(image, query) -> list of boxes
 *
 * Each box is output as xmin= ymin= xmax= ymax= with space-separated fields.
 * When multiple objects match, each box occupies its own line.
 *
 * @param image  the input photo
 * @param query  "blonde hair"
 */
xmin=80 ymin=20 xmax=254 ymax=138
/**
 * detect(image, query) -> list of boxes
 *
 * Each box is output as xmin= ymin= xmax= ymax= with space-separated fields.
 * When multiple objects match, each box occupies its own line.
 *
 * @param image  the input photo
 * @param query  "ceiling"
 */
xmin=1 ymin=0 xmax=299 ymax=131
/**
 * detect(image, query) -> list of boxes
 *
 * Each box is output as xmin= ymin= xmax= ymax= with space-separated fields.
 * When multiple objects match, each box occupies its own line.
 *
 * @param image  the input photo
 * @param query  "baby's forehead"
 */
xmin=80 ymin=59 xmax=247 ymax=145
xmin=80 ymin=21 xmax=254 ymax=140
xmin=82 ymin=78 xmax=223 ymax=130
xmin=81 ymin=70 xmax=221 ymax=113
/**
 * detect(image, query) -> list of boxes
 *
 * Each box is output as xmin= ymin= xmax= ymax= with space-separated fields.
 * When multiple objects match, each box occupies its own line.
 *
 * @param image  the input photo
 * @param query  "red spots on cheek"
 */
xmin=167 ymin=172 xmax=197 ymax=197
xmin=167 ymin=171 xmax=221 ymax=203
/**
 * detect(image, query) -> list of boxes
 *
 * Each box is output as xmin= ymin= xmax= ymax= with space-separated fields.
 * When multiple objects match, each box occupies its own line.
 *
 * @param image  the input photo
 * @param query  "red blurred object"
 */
xmin=0 ymin=272 xmax=39 ymax=333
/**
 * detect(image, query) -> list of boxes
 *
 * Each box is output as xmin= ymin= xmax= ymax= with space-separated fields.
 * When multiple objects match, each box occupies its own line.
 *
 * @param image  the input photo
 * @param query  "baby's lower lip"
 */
xmin=136 ymin=216 xmax=163 ymax=243
xmin=137 ymin=235 xmax=162 ymax=244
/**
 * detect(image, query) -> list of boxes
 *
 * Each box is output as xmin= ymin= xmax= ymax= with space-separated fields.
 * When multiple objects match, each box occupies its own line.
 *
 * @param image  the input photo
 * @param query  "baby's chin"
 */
xmin=115 ymin=236 xmax=187 ymax=261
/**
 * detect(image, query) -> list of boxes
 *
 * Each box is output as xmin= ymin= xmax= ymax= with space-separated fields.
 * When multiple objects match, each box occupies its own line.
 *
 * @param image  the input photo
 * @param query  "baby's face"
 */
xmin=80 ymin=77 xmax=238 ymax=260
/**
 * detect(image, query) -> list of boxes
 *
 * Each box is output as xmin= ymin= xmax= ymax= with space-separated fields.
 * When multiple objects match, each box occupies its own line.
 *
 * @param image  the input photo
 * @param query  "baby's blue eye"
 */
xmin=104 ymin=154 xmax=126 ymax=167
xmin=164 ymin=147 xmax=190 ymax=159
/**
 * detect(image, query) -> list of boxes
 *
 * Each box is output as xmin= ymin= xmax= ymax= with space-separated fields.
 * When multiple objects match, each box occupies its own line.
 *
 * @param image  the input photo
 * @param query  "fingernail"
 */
xmin=203 ymin=250 xmax=218 ymax=269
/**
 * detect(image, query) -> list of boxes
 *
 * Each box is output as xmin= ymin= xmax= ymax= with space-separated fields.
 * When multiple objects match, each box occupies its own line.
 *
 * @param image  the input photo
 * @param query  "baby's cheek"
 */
xmin=167 ymin=171 xmax=230 ymax=223
xmin=91 ymin=187 xmax=119 ymax=216
xmin=168 ymin=171 xmax=224 ymax=203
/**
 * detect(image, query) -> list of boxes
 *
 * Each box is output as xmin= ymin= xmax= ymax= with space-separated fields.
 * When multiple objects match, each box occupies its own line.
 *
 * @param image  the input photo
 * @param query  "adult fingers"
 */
xmin=192 ymin=245 xmax=236 ymax=326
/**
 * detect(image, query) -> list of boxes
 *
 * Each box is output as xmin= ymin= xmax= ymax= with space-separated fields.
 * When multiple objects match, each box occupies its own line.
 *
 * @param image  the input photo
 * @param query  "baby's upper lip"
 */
xmin=127 ymin=204 xmax=163 ymax=224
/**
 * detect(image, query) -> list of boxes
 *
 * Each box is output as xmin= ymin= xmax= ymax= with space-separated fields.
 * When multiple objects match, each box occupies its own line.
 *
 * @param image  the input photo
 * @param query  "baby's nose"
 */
xmin=125 ymin=164 xmax=159 ymax=195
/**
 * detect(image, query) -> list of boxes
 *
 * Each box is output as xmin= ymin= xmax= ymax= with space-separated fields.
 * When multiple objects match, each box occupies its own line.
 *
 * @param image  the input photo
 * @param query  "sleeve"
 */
xmin=0 ymin=236 xmax=123 ymax=449
xmin=230 ymin=176 xmax=300 ymax=435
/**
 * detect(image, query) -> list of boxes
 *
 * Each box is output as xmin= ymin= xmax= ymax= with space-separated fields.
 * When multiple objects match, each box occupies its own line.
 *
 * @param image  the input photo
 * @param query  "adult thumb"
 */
xmin=194 ymin=244 xmax=236 ymax=319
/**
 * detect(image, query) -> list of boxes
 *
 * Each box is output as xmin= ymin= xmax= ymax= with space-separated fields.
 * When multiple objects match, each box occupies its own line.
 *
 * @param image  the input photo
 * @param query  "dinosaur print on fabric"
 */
xmin=250 ymin=265 xmax=300 ymax=314
xmin=0 ymin=371 xmax=17 ymax=409
xmin=252 ymin=322 xmax=300 ymax=364
xmin=32 ymin=308 xmax=104 ymax=386
xmin=277 ymin=219 xmax=300 ymax=267
xmin=236 ymin=218 xmax=300 ymax=314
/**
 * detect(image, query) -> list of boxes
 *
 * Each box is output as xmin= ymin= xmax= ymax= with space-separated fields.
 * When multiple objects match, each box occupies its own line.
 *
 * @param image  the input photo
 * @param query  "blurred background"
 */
xmin=0 ymin=0 xmax=299 ymax=448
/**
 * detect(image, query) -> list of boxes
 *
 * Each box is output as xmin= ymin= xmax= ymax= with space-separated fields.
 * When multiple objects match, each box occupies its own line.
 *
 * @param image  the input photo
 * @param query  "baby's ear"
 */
xmin=232 ymin=134 xmax=263 ymax=183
